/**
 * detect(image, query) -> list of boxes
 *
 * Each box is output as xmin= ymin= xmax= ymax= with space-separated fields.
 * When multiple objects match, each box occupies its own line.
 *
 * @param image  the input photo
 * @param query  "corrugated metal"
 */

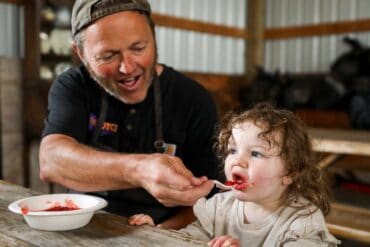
xmin=265 ymin=0 xmax=370 ymax=73
xmin=2 ymin=1 xmax=369 ymax=74
xmin=150 ymin=0 xmax=246 ymax=74
xmin=0 ymin=3 xmax=24 ymax=58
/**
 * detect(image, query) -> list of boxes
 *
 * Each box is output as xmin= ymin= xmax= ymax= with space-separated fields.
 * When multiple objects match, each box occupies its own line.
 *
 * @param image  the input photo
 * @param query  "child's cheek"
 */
xmin=224 ymin=165 xmax=233 ymax=181
xmin=224 ymin=158 xmax=232 ymax=177
xmin=249 ymin=169 xmax=266 ymax=184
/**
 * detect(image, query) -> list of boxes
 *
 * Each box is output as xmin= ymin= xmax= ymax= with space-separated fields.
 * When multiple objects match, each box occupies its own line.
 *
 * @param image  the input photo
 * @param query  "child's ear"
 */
xmin=282 ymin=176 xmax=293 ymax=185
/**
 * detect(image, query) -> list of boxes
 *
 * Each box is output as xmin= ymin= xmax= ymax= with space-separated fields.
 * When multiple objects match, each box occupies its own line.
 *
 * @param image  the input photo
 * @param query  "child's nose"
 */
xmin=233 ymin=160 xmax=248 ymax=168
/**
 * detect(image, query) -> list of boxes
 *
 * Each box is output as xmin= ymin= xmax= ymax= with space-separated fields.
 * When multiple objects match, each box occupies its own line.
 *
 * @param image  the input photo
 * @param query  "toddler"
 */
xmin=129 ymin=103 xmax=340 ymax=246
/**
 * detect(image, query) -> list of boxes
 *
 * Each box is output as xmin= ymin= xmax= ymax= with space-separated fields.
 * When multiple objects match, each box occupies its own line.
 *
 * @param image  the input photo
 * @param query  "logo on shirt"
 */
xmin=88 ymin=113 xmax=118 ymax=136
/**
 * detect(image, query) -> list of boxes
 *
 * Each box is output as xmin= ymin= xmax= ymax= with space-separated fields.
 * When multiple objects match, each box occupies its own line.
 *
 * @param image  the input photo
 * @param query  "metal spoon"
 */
xmin=212 ymin=180 xmax=232 ymax=190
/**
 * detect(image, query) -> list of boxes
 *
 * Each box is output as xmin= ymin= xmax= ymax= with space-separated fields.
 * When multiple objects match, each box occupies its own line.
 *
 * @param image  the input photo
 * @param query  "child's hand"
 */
xmin=208 ymin=235 xmax=240 ymax=247
xmin=128 ymin=214 xmax=155 ymax=226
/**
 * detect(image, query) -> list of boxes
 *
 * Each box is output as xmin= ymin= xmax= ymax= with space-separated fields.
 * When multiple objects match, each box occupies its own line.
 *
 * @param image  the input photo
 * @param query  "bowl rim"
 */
xmin=8 ymin=193 xmax=108 ymax=216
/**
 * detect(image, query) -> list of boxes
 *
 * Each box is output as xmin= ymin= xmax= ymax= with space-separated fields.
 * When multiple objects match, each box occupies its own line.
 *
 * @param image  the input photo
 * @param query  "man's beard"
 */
xmin=83 ymin=60 xmax=156 ymax=104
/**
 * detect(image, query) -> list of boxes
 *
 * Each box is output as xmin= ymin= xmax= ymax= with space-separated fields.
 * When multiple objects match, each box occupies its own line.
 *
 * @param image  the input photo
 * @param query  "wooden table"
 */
xmin=0 ymin=180 xmax=207 ymax=247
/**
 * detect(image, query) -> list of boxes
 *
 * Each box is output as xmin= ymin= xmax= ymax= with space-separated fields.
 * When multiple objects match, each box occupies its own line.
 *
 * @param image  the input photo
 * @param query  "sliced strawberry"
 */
xmin=225 ymin=180 xmax=236 ymax=186
xmin=21 ymin=206 xmax=28 ymax=215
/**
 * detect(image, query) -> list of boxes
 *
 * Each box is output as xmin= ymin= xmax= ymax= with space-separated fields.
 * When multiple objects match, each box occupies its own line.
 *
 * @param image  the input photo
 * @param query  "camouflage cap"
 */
xmin=71 ymin=0 xmax=151 ymax=36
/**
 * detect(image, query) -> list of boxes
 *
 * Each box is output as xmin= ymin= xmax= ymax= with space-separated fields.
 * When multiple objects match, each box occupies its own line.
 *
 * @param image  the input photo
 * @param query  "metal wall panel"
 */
xmin=0 ymin=3 xmax=24 ymax=58
xmin=265 ymin=0 xmax=370 ymax=73
xmin=2 ymin=1 xmax=368 ymax=74
xmin=150 ymin=0 xmax=246 ymax=74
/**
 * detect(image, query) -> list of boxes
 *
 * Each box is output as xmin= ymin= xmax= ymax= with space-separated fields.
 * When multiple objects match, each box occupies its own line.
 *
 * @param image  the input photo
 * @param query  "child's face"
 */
xmin=224 ymin=121 xmax=292 ymax=206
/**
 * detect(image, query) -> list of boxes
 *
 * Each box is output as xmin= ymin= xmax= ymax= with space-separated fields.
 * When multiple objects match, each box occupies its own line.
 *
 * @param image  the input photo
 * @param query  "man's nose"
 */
xmin=119 ymin=55 xmax=134 ymax=74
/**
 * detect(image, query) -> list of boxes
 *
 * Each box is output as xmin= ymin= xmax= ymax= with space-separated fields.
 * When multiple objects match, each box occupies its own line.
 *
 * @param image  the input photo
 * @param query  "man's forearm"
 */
xmin=39 ymin=134 xmax=215 ymax=207
xmin=39 ymin=134 xmax=143 ymax=192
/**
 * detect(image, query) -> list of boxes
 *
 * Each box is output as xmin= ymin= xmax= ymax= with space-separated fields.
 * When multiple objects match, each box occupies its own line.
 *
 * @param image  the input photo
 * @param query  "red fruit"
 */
xmin=225 ymin=180 xmax=236 ymax=186
xmin=21 ymin=207 xmax=28 ymax=215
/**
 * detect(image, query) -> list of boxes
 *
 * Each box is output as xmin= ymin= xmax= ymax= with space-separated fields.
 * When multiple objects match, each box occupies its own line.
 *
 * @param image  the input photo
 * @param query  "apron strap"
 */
xmin=153 ymin=73 xmax=165 ymax=153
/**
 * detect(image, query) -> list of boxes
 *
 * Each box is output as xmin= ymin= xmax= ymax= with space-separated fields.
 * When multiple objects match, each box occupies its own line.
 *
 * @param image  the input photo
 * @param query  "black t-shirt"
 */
xmin=42 ymin=64 xmax=221 ymax=223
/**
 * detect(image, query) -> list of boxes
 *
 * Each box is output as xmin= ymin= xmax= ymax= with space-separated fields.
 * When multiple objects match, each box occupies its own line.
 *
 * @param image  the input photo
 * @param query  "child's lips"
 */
xmin=226 ymin=173 xmax=255 ymax=191
xmin=225 ymin=180 xmax=254 ymax=191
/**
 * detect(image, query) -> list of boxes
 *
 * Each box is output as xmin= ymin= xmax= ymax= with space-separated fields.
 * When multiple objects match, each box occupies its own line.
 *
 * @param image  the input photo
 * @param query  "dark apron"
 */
xmin=81 ymin=74 xmax=177 ymax=224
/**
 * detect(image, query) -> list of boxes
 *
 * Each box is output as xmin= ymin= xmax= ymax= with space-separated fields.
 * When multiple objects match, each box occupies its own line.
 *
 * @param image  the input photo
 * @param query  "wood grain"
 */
xmin=326 ymin=203 xmax=370 ymax=244
xmin=0 ymin=180 xmax=207 ymax=247
xmin=309 ymin=128 xmax=370 ymax=156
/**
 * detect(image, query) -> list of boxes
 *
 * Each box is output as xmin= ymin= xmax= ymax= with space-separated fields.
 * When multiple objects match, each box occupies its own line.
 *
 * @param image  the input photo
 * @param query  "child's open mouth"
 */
xmin=225 ymin=174 xmax=254 ymax=191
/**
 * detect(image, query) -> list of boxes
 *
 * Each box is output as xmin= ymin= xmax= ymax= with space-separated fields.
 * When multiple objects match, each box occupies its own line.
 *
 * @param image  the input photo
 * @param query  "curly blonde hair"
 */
xmin=216 ymin=102 xmax=330 ymax=215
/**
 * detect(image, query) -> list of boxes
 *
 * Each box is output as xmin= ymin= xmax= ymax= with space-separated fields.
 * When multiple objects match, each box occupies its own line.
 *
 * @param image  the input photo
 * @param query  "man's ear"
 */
xmin=72 ymin=42 xmax=84 ymax=62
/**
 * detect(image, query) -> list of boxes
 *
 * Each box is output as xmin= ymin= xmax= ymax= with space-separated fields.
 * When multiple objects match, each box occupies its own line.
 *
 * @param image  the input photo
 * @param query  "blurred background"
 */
xmin=0 ymin=0 xmax=369 ymax=245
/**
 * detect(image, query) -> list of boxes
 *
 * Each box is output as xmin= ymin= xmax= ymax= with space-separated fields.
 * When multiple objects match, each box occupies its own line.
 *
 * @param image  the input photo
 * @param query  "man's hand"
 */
xmin=208 ymin=235 xmax=241 ymax=247
xmin=135 ymin=153 xmax=214 ymax=206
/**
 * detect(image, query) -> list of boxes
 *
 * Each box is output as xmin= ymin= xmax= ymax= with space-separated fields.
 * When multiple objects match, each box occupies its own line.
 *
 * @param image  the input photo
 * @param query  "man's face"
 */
xmin=79 ymin=11 xmax=156 ymax=104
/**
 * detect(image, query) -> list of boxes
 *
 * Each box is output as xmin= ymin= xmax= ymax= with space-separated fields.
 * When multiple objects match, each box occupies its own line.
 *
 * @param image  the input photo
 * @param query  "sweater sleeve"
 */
xmin=179 ymin=197 xmax=217 ymax=241
xmin=179 ymin=220 xmax=212 ymax=242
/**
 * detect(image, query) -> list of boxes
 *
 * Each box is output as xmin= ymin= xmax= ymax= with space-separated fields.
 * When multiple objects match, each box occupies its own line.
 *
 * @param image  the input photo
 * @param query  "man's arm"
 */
xmin=39 ymin=134 xmax=214 ymax=206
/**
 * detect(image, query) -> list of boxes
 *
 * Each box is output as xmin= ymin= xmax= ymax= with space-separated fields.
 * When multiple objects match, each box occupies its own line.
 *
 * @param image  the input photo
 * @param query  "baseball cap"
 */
xmin=71 ymin=0 xmax=152 ymax=37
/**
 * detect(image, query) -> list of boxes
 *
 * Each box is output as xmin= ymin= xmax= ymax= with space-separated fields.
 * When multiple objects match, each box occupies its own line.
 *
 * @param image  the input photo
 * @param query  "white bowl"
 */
xmin=8 ymin=193 xmax=107 ymax=231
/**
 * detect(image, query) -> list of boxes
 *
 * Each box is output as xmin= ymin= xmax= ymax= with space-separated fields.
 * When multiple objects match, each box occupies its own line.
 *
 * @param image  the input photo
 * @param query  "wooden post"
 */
xmin=246 ymin=0 xmax=265 ymax=84
xmin=24 ymin=0 xmax=40 ymax=85
xmin=23 ymin=0 xmax=41 ymax=187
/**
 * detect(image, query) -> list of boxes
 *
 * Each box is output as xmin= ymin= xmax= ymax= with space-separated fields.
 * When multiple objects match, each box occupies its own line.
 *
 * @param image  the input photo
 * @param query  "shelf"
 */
xmin=41 ymin=54 xmax=72 ymax=63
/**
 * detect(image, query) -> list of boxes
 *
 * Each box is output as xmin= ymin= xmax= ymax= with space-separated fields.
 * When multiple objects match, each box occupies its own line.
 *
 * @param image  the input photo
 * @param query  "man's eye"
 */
xmin=132 ymin=46 xmax=145 ymax=52
xmin=97 ymin=53 xmax=115 ymax=61
xmin=251 ymin=151 xmax=263 ymax=158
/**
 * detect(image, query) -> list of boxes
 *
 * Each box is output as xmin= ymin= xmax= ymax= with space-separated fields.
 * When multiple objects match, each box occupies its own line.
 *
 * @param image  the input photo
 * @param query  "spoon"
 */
xmin=212 ymin=180 xmax=232 ymax=190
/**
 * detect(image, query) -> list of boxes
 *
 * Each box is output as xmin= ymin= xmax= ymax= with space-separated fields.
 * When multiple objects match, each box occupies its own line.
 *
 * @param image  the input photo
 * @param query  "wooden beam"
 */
xmin=317 ymin=154 xmax=342 ymax=169
xmin=265 ymin=18 xmax=370 ymax=40
xmin=0 ymin=0 xmax=24 ymax=4
xmin=309 ymin=128 xmax=370 ymax=156
xmin=152 ymin=13 xmax=248 ymax=39
xmin=246 ymin=0 xmax=265 ymax=84
xmin=152 ymin=13 xmax=370 ymax=41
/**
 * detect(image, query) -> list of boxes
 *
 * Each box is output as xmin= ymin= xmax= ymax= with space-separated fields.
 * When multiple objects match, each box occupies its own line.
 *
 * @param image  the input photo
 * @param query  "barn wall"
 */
xmin=150 ymin=0 xmax=246 ymax=74
xmin=0 ymin=3 xmax=24 ymax=58
xmin=151 ymin=0 xmax=370 ymax=74
xmin=265 ymin=0 xmax=370 ymax=73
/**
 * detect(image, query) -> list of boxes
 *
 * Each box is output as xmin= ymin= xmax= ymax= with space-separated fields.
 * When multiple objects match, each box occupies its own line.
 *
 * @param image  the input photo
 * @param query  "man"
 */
xmin=39 ymin=0 xmax=220 ymax=229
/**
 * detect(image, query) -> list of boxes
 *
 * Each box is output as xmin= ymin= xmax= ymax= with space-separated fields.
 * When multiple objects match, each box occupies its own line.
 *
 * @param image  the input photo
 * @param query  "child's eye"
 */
xmin=227 ymin=148 xmax=237 ymax=155
xmin=251 ymin=151 xmax=264 ymax=158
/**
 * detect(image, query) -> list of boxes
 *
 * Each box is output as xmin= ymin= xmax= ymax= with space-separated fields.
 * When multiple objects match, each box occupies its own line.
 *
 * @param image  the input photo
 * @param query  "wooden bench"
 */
xmin=326 ymin=203 xmax=370 ymax=244
xmin=310 ymin=128 xmax=370 ymax=243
